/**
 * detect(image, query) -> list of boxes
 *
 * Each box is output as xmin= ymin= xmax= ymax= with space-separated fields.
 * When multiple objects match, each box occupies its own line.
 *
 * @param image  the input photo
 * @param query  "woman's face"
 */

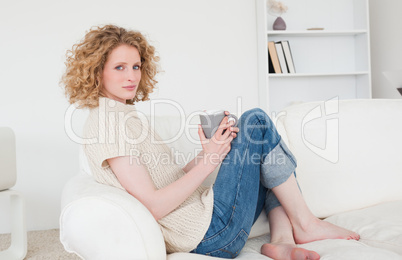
xmin=101 ymin=44 xmax=142 ymax=103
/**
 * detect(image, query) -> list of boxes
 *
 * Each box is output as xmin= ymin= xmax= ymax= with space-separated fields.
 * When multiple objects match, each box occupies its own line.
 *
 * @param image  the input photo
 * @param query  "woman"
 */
xmin=62 ymin=24 xmax=359 ymax=260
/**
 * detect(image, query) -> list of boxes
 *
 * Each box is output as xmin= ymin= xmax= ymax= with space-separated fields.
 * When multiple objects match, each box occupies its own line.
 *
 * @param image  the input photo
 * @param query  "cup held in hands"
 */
xmin=199 ymin=110 xmax=238 ymax=139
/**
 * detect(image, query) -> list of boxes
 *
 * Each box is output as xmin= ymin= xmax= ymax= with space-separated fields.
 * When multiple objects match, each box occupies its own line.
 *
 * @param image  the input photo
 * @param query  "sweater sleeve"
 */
xmin=83 ymin=109 xmax=143 ymax=170
xmin=84 ymin=138 xmax=135 ymax=169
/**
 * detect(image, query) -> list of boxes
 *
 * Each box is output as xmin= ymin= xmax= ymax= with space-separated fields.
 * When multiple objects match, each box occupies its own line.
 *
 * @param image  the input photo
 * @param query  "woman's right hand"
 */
xmin=198 ymin=113 xmax=237 ymax=172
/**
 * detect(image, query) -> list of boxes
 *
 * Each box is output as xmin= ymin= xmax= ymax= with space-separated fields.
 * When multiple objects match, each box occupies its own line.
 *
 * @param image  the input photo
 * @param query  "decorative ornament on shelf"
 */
xmin=383 ymin=70 xmax=402 ymax=98
xmin=267 ymin=0 xmax=288 ymax=30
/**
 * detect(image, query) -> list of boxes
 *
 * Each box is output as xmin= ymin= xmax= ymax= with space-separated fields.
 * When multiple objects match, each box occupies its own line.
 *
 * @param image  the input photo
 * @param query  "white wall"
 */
xmin=369 ymin=0 xmax=402 ymax=99
xmin=0 ymin=0 xmax=259 ymax=233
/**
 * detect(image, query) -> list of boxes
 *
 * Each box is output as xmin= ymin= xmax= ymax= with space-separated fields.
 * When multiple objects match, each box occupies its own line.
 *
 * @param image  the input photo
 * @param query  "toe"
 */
xmin=291 ymin=248 xmax=308 ymax=259
xmin=308 ymin=250 xmax=320 ymax=260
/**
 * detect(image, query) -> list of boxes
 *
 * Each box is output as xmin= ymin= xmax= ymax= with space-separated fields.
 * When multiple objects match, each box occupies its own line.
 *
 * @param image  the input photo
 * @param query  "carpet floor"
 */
xmin=0 ymin=229 xmax=80 ymax=259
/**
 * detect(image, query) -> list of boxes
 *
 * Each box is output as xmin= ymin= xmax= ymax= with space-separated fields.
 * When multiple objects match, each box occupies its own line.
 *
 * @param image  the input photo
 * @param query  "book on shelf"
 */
xmin=268 ymin=51 xmax=275 ymax=73
xmin=275 ymin=42 xmax=288 ymax=74
xmin=267 ymin=40 xmax=297 ymax=74
xmin=268 ymin=41 xmax=281 ymax=73
xmin=281 ymin=41 xmax=296 ymax=73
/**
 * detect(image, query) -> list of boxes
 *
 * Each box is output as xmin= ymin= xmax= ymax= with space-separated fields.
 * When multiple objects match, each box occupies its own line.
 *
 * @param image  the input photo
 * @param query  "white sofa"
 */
xmin=60 ymin=99 xmax=402 ymax=260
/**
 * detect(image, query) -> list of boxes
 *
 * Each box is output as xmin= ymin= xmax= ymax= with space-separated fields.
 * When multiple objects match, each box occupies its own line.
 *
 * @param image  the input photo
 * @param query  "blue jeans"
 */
xmin=190 ymin=108 xmax=298 ymax=258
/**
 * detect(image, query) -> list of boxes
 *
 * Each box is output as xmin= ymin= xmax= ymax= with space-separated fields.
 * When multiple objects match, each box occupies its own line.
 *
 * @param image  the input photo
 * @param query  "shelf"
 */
xmin=256 ymin=0 xmax=371 ymax=113
xmin=267 ymin=30 xmax=368 ymax=37
xmin=268 ymin=72 xmax=370 ymax=78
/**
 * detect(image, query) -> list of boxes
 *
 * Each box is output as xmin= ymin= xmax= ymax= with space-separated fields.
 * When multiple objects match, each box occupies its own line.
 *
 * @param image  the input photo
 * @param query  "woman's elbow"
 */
xmin=135 ymin=195 xmax=164 ymax=221
xmin=149 ymin=206 xmax=164 ymax=221
xmin=125 ymin=188 xmax=163 ymax=221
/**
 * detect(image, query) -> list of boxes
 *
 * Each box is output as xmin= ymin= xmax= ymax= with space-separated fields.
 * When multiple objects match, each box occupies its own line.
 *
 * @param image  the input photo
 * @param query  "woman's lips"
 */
xmin=123 ymin=85 xmax=136 ymax=90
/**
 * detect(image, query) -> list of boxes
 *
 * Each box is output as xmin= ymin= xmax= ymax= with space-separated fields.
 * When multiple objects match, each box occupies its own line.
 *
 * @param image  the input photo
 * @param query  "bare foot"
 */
xmin=261 ymin=243 xmax=320 ymax=260
xmin=293 ymin=218 xmax=360 ymax=244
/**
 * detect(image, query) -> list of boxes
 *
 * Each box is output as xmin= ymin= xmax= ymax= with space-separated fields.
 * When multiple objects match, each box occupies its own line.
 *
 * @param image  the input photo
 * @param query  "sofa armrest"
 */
xmin=60 ymin=174 xmax=166 ymax=260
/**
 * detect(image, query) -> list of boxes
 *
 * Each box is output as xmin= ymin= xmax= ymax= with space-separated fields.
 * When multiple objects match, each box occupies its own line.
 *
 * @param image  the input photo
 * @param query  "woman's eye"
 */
xmin=115 ymin=65 xmax=124 ymax=70
xmin=133 ymin=65 xmax=141 ymax=70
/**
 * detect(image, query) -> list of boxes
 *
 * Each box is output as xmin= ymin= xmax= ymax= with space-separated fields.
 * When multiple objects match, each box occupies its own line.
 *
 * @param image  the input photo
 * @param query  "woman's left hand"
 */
xmin=197 ymin=111 xmax=240 ymax=170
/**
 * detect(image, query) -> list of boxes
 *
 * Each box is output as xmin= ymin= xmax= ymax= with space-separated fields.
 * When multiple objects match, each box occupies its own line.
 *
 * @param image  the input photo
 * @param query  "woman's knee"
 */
xmin=240 ymin=108 xmax=274 ymax=127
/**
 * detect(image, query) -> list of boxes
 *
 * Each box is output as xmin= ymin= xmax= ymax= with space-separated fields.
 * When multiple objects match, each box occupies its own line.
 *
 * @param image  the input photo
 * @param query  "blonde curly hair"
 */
xmin=61 ymin=24 xmax=160 ymax=108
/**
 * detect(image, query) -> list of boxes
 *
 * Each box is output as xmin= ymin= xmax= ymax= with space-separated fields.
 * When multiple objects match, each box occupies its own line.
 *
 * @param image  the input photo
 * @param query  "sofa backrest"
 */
xmin=276 ymin=99 xmax=402 ymax=218
xmin=79 ymin=99 xmax=402 ymax=219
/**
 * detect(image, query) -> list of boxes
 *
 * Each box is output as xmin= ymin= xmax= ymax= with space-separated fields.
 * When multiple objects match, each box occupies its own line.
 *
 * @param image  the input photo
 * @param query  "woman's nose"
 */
xmin=128 ymin=70 xmax=139 ymax=82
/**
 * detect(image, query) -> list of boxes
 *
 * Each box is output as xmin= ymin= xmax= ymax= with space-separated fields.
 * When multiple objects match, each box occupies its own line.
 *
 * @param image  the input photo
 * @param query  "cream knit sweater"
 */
xmin=82 ymin=97 xmax=214 ymax=253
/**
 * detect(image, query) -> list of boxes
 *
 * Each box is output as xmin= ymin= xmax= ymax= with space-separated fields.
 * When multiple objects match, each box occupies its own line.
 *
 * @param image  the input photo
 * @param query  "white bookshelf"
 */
xmin=256 ymin=0 xmax=372 ymax=113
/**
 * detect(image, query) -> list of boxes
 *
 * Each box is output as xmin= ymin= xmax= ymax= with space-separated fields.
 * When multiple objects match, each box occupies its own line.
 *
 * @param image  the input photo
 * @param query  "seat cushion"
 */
xmin=168 ymin=235 xmax=402 ymax=260
xmin=325 ymin=200 xmax=402 ymax=255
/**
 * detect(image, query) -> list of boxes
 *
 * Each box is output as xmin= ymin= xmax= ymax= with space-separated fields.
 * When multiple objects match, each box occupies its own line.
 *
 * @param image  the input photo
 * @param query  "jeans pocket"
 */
xmin=206 ymin=229 xmax=249 ymax=259
xmin=203 ymin=209 xmax=230 ymax=241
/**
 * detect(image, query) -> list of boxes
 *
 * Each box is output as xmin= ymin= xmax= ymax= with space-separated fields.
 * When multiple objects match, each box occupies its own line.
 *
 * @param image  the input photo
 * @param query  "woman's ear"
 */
xmin=95 ymin=71 xmax=102 ymax=90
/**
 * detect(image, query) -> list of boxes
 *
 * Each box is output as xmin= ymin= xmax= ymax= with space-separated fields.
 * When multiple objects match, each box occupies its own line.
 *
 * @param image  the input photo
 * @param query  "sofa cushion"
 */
xmin=243 ymin=235 xmax=402 ymax=260
xmin=298 ymin=239 xmax=402 ymax=260
xmin=325 ymin=200 xmax=402 ymax=255
xmin=168 ymin=234 xmax=402 ymax=260
xmin=276 ymin=99 xmax=402 ymax=218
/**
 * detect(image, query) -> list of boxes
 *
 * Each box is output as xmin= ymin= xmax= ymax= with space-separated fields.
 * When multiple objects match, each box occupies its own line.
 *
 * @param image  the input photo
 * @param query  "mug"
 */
xmin=199 ymin=110 xmax=238 ymax=139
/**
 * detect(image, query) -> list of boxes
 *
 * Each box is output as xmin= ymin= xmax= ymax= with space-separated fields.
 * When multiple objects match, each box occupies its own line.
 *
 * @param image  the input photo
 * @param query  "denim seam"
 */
xmin=202 ymin=143 xmax=250 ymax=242
xmin=232 ymin=115 xmax=265 ymax=237
xmin=202 ymin=115 xmax=261 ymax=243
xmin=253 ymin=113 xmax=281 ymax=163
